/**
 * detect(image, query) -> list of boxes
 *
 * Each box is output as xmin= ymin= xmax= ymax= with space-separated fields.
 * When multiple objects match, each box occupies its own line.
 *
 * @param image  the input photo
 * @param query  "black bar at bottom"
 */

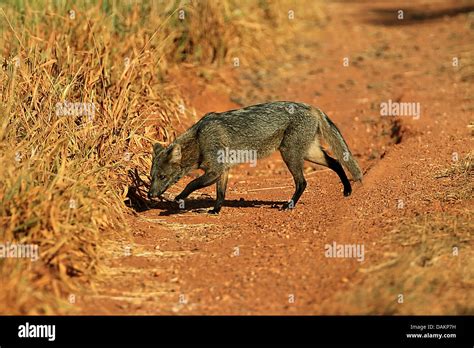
xmin=0 ymin=315 xmax=471 ymax=346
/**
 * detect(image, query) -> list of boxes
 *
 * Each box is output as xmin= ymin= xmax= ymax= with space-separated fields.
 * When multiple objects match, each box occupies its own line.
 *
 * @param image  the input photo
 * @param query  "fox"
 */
xmin=148 ymin=101 xmax=363 ymax=214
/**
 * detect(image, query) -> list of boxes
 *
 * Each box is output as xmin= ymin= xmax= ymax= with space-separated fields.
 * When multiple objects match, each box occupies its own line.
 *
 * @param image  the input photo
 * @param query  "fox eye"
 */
xmin=159 ymin=175 xmax=166 ymax=180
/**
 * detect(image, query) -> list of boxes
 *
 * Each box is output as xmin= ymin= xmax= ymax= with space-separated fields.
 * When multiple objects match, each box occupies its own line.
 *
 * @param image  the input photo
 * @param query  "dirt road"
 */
xmin=79 ymin=1 xmax=473 ymax=315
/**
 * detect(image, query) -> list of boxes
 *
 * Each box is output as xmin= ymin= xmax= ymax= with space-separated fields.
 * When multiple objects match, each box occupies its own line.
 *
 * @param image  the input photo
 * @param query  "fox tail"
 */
xmin=313 ymin=108 xmax=363 ymax=182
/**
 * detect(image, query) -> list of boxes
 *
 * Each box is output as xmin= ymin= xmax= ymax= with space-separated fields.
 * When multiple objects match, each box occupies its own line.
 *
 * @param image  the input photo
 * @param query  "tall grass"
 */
xmin=0 ymin=0 xmax=183 ymax=314
xmin=0 ymin=0 xmax=312 ymax=314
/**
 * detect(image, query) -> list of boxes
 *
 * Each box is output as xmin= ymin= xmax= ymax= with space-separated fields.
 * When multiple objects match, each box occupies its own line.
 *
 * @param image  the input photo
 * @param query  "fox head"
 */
xmin=148 ymin=142 xmax=184 ymax=199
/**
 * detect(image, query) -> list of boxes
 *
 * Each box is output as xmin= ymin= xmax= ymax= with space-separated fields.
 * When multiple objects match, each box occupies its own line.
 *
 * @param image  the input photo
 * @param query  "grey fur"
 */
xmin=149 ymin=101 xmax=363 ymax=213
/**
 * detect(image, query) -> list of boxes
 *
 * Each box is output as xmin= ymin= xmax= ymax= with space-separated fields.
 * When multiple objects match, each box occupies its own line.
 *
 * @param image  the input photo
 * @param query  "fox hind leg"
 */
xmin=280 ymin=149 xmax=307 ymax=210
xmin=323 ymin=152 xmax=352 ymax=196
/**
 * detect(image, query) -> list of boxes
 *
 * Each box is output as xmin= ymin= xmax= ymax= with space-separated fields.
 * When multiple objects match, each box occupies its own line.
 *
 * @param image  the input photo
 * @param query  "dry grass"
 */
xmin=434 ymin=151 xmax=473 ymax=201
xmin=321 ymin=211 xmax=473 ymax=315
xmin=0 ymin=0 xmax=320 ymax=314
xmin=435 ymin=151 xmax=473 ymax=177
xmin=321 ymin=155 xmax=473 ymax=314
xmin=0 ymin=0 xmax=183 ymax=314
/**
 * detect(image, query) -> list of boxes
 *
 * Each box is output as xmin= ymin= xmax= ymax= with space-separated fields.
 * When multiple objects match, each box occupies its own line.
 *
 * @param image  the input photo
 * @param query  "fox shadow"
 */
xmin=126 ymin=189 xmax=284 ymax=215
xmin=158 ymin=198 xmax=284 ymax=216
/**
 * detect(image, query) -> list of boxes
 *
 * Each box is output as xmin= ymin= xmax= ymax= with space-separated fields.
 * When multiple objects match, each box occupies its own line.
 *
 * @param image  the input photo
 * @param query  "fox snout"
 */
xmin=147 ymin=190 xmax=159 ymax=199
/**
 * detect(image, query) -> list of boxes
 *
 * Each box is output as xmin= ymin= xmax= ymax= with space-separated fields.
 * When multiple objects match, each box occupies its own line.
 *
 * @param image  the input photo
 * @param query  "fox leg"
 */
xmin=323 ymin=152 xmax=352 ymax=196
xmin=209 ymin=168 xmax=229 ymax=214
xmin=280 ymin=150 xmax=307 ymax=210
xmin=175 ymin=171 xmax=220 ymax=202
xmin=304 ymin=144 xmax=351 ymax=196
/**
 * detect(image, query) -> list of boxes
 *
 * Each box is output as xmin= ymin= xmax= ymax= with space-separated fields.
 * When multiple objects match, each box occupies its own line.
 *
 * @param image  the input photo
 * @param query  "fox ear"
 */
xmin=153 ymin=143 xmax=165 ymax=156
xmin=168 ymin=144 xmax=181 ymax=163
